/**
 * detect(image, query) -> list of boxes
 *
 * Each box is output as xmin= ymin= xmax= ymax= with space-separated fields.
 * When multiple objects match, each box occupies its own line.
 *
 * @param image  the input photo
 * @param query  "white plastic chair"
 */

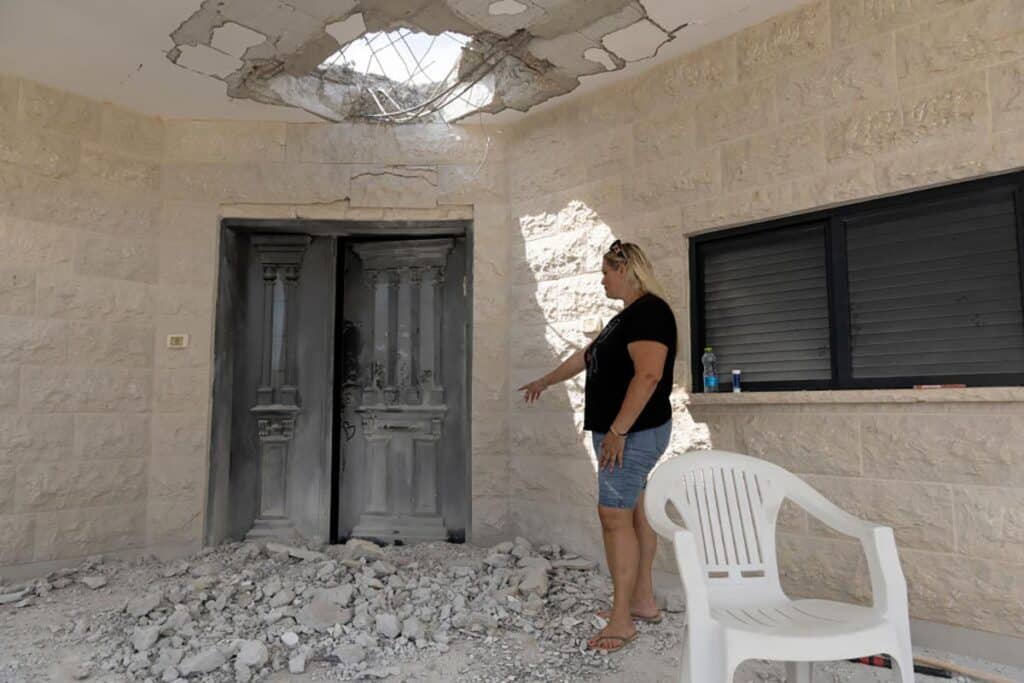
xmin=645 ymin=450 xmax=913 ymax=683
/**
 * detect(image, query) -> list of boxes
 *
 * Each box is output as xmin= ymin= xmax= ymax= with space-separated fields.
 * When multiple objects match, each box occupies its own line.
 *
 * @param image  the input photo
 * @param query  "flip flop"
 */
xmin=587 ymin=631 xmax=638 ymax=653
xmin=596 ymin=609 xmax=664 ymax=624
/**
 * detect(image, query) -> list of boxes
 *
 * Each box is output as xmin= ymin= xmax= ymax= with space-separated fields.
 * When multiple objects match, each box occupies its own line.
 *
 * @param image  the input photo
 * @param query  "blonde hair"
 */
xmin=604 ymin=240 xmax=668 ymax=301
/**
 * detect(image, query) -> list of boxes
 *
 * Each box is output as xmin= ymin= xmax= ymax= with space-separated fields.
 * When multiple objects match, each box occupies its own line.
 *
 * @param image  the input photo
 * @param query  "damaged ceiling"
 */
xmin=0 ymin=0 xmax=814 ymax=124
xmin=165 ymin=0 xmax=686 ymax=123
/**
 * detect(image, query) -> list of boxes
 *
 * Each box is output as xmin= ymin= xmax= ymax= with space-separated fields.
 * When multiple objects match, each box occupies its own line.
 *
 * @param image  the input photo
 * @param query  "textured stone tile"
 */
xmin=508 ymin=147 xmax=584 ymax=203
xmin=0 ymin=364 xmax=17 ymax=413
xmin=162 ymin=162 xmax=350 ymax=204
xmin=471 ymin=456 xmax=508 ymax=498
xmin=0 ymin=316 xmax=66 ymax=364
xmin=158 ymin=237 xmax=216 ymax=287
xmin=777 ymin=534 xmax=871 ymax=605
xmin=989 ymin=57 xmax=1024 ymax=133
xmin=627 ymin=148 xmax=722 ymax=210
xmin=0 ymin=514 xmax=34 ymax=564
xmin=0 ymin=463 xmax=14 ymax=513
xmin=79 ymin=143 xmax=161 ymax=192
xmin=0 ymin=414 xmax=73 ymax=463
xmin=722 ymin=120 xmax=826 ymax=191
xmin=0 ymin=74 xmax=18 ymax=122
xmin=632 ymin=37 xmax=738 ymax=112
xmin=392 ymin=123 xmax=503 ymax=165
xmin=899 ymin=72 xmax=989 ymax=147
xmin=349 ymin=165 xmax=438 ymax=208
xmin=152 ymin=412 xmax=208 ymax=462
xmin=0 ymin=121 xmax=79 ymax=179
xmin=511 ymin=273 xmax=617 ymax=327
xmin=803 ymin=475 xmax=955 ymax=551
xmin=0 ymin=267 xmax=35 ymax=315
xmin=509 ymin=412 xmax=586 ymax=459
xmin=695 ymin=78 xmax=776 ymax=147
xmin=509 ymin=320 xmax=590 ymax=370
xmin=512 ymin=453 xmax=596 ymax=506
xmin=18 ymin=80 xmax=101 ymax=140
xmin=36 ymin=271 xmax=155 ymax=324
xmin=825 ymin=97 xmax=904 ymax=163
xmin=165 ymin=120 xmax=286 ymax=163
xmin=34 ymin=503 xmax=146 ymax=561
xmin=156 ymin=285 xmax=212 ymax=318
xmin=437 ymin=163 xmax=506 ymax=205
xmin=0 ymin=217 xmax=73 ymax=268
xmin=470 ymin=495 xmax=509 ymax=543
xmin=74 ymin=414 xmax=149 ymax=460
xmin=581 ymin=126 xmax=632 ymax=183
xmin=0 ymin=164 xmax=160 ymax=239
xmin=953 ymin=486 xmax=1024 ymax=563
xmin=682 ymin=173 xmax=833 ymax=233
xmin=895 ymin=0 xmax=1024 ymax=86
xmin=22 ymin=367 xmax=151 ymax=413
xmin=148 ymin=455 xmax=204 ymax=503
xmin=832 ymin=0 xmax=975 ymax=48
xmin=16 ymin=458 xmax=146 ymax=512
xmin=518 ymin=228 xmax=604 ymax=284
xmin=285 ymin=122 xmax=396 ymax=163
xmin=874 ymin=134 xmax=995 ymax=193
xmin=734 ymin=411 xmax=862 ymax=476
xmin=75 ymin=232 xmax=159 ymax=284
xmin=153 ymin=366 xmax=210 ymax=413
xmin=99 ymin=104 xmax=165 ymax=159
xmin=776 ymin=34 xmax=898 ymax=123
xmin=861 ymin=413 xmax=1024 ymax=486
xmin=777 ymin=499 xmax=808 ymax=534
xmin=632 ymin=102 xmax=695 ymax=165
xmin=901 ymin=549 xmax=1024 ymax=637
xmin=159 ymin=201 xmax=221 ymax=246
xmin=147 ymin=501 xmax=203 ymax=546
xmin=69 ymin=321 xmax=153 ymax=368
xmin=828 ymin=161 xmax=877 ymax=202
xmin=512 ymin=499 xmax=603 ymax=562
xmin=737 ymin=0 xmax=830 ymax=83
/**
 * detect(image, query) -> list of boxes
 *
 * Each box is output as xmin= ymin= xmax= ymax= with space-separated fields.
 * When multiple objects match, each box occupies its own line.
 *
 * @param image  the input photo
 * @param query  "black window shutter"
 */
xmin=699 ymin=223 xmax=832 ymax=385
xmin=844 ymin=188 xmax=1024 ymax=380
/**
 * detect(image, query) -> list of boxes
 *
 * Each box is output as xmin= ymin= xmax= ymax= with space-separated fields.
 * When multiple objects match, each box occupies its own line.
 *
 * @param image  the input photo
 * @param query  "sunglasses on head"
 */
xmin=609 ymin=239 xmax=627 ymax=260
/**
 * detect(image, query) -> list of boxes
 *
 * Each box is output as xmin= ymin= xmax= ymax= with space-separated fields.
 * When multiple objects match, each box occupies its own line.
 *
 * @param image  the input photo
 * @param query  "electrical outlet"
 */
xmin=167 ymin=334 xmax=190 ymax=349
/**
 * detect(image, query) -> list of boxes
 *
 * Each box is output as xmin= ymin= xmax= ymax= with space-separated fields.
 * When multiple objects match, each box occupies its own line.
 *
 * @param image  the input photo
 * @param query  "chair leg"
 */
xmin=785 ymin=661 xmax=812 ymax=683
xmin=890 ymin=622 xmax=915 ymax=683
xmin=678 ymin=625 xmax=723 ymax=683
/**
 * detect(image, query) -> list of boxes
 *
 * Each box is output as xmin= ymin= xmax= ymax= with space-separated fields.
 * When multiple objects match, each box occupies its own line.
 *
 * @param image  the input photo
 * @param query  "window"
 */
xmin=690 ymin=172 xmax=1024 ymax=391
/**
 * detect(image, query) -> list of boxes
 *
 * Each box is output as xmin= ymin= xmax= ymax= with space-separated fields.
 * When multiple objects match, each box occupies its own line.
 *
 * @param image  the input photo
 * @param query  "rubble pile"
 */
xmin=0 ymin=538 xmax=683 ymax=682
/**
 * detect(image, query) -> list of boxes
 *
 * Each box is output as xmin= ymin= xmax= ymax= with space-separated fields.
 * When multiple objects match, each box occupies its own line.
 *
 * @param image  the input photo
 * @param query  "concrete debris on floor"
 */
xmin=0 ymin=539 xmax=1020 ymax=683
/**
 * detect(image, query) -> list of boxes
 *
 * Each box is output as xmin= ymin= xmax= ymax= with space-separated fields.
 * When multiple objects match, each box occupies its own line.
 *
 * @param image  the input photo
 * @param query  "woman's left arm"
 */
xmin=599 ymin=340 xmax=668 ymax=471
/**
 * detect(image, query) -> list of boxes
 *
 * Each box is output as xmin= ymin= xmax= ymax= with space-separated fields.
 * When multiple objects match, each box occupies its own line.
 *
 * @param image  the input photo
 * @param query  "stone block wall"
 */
xmin=506 ymin=0 xmax=1024 ymax=639
xmin=0 ymin=75 xmax=513 ymax=572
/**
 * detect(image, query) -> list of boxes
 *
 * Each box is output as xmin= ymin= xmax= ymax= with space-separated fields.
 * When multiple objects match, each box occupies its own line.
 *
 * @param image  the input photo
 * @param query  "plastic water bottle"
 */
xmin=701 ymin=347 xmax=718 ymax=392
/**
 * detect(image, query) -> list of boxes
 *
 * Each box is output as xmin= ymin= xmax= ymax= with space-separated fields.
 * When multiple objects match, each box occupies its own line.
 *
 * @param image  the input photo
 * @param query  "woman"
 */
xmin=519 ymin=239 xmax=677 ymax=653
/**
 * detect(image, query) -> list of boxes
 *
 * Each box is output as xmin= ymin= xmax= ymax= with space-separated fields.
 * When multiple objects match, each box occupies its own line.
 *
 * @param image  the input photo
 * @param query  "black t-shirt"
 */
xmin=584 ymin=294 xmax=677 ymax=433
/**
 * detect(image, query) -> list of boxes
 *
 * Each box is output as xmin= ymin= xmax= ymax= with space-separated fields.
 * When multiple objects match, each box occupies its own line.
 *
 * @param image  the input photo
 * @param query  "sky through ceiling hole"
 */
xmin=319 ymin=28 xmax=471 ymax=86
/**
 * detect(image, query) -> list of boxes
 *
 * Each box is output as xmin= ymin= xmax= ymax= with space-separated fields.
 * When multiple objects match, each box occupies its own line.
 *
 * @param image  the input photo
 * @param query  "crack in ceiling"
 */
xmin=166 ymin=0 xmax=686 ymax=123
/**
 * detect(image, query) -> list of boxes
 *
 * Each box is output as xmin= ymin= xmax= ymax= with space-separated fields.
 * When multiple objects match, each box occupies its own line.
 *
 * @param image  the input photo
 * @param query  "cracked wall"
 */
xmin=166 ymin=0 xmax=684 ymax=122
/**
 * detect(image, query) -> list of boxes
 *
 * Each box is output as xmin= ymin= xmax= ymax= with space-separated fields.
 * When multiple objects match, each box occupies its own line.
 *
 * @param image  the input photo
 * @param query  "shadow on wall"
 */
xmin=507 ymin=169 xmax=710 ymax=572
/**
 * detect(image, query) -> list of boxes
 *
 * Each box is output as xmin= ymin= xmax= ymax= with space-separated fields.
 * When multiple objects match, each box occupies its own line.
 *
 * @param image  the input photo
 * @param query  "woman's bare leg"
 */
xmin=630 ymin=491 xmax=660 ymax=617
xmin=589 ymin=505 xmax=639 ymax=649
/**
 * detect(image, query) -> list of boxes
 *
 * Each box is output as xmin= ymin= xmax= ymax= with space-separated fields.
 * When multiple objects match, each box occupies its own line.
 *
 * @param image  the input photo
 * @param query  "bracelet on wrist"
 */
xmin=610 ymin=426 xmax=627 ymax=437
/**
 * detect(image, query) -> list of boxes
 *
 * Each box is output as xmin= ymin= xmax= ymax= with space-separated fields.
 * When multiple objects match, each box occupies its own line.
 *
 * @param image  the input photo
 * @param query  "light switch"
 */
xmin=167 ymin=334 xmax=190 ymax=349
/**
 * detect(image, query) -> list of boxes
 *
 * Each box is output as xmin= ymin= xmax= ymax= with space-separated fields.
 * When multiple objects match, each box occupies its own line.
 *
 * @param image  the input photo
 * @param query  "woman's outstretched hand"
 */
xmin=599 ymin=432 xmax=625 ymax=471
xmin=518 ymin=377 xmax=549 ymax=403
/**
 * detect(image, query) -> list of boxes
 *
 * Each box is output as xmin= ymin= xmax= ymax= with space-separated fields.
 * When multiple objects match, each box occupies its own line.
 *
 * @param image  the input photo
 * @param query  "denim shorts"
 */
xmin=591 ymin=420 xmax=672 ymax=509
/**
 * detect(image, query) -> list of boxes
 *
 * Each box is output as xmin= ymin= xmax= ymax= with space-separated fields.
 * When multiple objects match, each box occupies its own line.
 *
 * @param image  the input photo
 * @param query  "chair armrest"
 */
xmin=860 ymin=525 xmax=909 ymax=617
xmin=672 ymin=529 xmax=712 ymax=623
xmin=784 ymin=476 xmax=877 ymax=540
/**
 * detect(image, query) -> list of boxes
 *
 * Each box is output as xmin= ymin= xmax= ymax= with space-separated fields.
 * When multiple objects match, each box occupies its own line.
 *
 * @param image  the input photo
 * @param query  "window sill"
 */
xmin=686 ymin=387 xmax=1024 ymax=405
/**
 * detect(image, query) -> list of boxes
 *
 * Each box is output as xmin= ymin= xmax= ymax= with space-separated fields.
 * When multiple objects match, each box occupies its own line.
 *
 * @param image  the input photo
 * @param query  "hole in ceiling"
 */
xmin=320 ymin=29 xmax=471 ymax=85
xmin=583 ymin=47 xmax=616 ymax=71
xmin=489 ymin=0 xmax=528 ymax=15
xmin=316 ymin=28 xmax=496 ymax=123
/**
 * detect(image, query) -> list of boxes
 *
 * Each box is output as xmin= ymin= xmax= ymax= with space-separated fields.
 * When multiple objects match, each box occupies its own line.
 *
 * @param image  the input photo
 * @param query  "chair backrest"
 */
xmin=646 ymin=450 xmax=797 ymax=605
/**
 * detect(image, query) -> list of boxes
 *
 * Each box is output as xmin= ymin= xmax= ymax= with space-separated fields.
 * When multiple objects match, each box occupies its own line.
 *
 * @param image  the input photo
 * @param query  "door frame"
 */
xmin=206 ymin=218 xmax=473 ymax=546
